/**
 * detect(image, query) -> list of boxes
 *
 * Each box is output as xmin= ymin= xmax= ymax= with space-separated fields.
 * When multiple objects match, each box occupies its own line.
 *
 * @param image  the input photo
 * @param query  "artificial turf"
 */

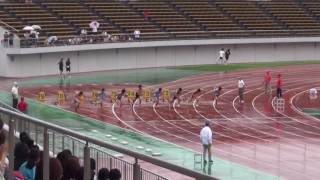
xmin=174 ymin=60 xmax=320 ymax=72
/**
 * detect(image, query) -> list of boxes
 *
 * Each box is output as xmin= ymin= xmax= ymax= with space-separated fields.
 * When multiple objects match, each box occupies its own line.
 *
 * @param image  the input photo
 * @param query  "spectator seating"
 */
xmin=1 ymin=0 xmax=320 ymax=44
xmin=0 ymin=2 xmax=75 ymax=37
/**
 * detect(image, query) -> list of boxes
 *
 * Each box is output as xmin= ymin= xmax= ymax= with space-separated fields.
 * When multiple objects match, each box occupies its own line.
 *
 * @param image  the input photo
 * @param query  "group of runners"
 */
xmin=70 ymin=70 xmax=287 ymax=112
xmin=71 ymin=84 xmax=224 ymax=112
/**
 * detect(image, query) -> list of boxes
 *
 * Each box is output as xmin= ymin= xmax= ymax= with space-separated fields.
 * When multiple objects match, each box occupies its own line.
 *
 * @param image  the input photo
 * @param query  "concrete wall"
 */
xmin=1 ymin=40 xmax=320 ymax=77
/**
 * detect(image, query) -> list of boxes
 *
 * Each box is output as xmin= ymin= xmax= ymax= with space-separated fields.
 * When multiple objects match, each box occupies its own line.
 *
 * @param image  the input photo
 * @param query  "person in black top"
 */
xmin=116 ymin=89 xmax=126 ymax=108
xmin=3 ymin=32 xmax=8 ymax=47
xmin=225 ymin=49 xmax=231 ymax=64
xmin=171 ymin=88 xmax=182 ymax=108
xmin=213 ymin=86 xmax=222 ymax=106
xmin=8 ymin=32 xmax=14 ymax=47
xmin=58 ymin=58 xmax=64 ymax=78
xmin=66 ymin=58 xmax=71 ymax=76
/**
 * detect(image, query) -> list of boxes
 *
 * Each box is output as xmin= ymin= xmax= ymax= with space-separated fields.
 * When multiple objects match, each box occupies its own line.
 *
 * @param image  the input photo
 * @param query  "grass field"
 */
xmin=175 ymin=60 xmax=320 ymax=72
xmin=15 ymin=61 xmax=320 ymax=88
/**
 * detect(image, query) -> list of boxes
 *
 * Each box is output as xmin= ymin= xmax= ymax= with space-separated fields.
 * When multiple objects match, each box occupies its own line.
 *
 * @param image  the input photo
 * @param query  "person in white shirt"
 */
xmin=218 ymin=48 xmax=225 ymax=64
xmin=309 ymin=88 xmax=318 ymax=99
xmin=134 ymin=29 xmax=140 ymax=40
xmin=200 ymin=121 xmax=213 ymax=163
xmin=11 ymin=82 xmax=19 ymax=108
xmin=238 ymin=78 xmax=245 ymax=103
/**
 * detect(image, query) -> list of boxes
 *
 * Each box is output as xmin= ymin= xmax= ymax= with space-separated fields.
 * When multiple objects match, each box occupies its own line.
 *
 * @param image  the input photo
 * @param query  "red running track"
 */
xmin=20 ymin=65 xmax=320 ymax=180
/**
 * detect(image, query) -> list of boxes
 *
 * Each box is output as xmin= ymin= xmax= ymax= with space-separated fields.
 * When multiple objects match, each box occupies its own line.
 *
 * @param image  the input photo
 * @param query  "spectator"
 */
xmin=200 ymin=121 xmax=213 ymax=164
xmin=35 ymin=157 xmax=63 ymax=180
xmin=0 ymin=131 xmax=7 ymax=179
xmin=108 ymin=168 xmax=121 ymax=180
xmin=11 ymin=82 xmax=19 ymax=109
xmin=49 ymin=158 xmax=63 ymax=180
xmin=19 ymin=132 xmax=31 ymax=144
xmin=8 ymin=32 xmax=14 ymax=47
xmin=61 ymin=156 xmax=80 ymax=180
xmin=97 ymin=168 xmax=109 ymax=180
xmin=56 ymin=149 xmax=72 ymax=171
xmin=143 ymin=10 xmax=149 ymax=20
xmin=0 ymin=118 xmax=3 ymax=130
xmin=26 ymin=139 xmax=35 ymax=150
xmin=133 ymin=29 xmax=140 ymax=40
xmin=18 ymin=97 xmax=28 ymax=113
xmin=90 ymin=158 xmax=96 ymax=180
xmin=14 ymin=171 xmax=25 ymax=180
xmin=19 ymin=148 xmax=40 ymax=180
xmin=14 ymin=142 xmax=29 ymax=170
xmin=3 ymin=31 xmax=8 ymax=47
xmin=102 ymin=31 xmax=111 ymax=42
xmin=80 ymin=29 xmax=87 ymax=36
xmin=47 ymin=36 xmax=58 ymax=46
xmin=75 ymin=167 xmax=84 ymax=180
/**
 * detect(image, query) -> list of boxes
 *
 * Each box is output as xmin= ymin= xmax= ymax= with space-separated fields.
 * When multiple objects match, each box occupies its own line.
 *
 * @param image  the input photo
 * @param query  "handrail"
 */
xmin=0 ymin=106 xmax=217 ymax=180
xmin=0 ymin=20 xmax=19 ymax=33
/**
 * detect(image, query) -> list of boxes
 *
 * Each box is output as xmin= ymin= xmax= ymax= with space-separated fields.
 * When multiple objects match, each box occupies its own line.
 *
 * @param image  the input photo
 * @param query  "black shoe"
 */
xmin=209 ymin=160 xmax=213 ymax=163
xmin=204 ymin=160 xmax=207 ymax=164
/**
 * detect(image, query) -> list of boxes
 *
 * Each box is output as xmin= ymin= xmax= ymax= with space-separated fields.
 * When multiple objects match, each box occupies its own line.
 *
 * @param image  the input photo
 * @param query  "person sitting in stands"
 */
xmin=143 ymin=10 xmax=149 ymax=20
xmin=80 ymin=29 xmax=87 ymax=37
xmin=18 ymin=97 xmax=28 ymax=113
xmin=133 ymin=29 xmax=140 ymax=40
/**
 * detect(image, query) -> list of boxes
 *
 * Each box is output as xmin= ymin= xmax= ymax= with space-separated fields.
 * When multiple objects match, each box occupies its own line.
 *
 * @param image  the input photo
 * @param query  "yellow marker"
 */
xmin=162 ymin=89 xmax=170 ymax=102
xmin=143 ymin=89 xmax=151 ymax=102
xmin=111 ymin=90 xmax=117 ymax=103
xmin=57 ymin=90 xmax=65 ymax=104
xmin=127 ymin=89 xmax=135 ymax=102
xmin=79 ymin=94 xmax=85 ymax=105
xmin=38 ymin=91 xmax=46 ymax=102
xmin=91 ymin=90 xmax=98 ymax=104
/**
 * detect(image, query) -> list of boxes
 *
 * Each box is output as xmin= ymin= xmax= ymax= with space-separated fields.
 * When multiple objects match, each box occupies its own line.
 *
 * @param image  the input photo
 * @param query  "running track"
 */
xmin=20 ymin=65 xmax=320 ymax=180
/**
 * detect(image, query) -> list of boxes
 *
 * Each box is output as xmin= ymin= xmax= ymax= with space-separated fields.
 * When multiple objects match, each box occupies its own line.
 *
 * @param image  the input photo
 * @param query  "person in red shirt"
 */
xmin=17 ymin=97 xmax=28 ymax=113
xmin=264 ymin=71 xmax=272 ymax=95
xmin=276 ymin=74 xmax=283 ymax=98
xmin=143 ymin=10 xmax=149 ymax=20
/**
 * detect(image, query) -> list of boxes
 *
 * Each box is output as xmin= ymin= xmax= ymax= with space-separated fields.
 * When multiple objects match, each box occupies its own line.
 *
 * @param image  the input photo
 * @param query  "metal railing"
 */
xmin=2 ymin=29 xmax=320 ymax=49
xmin=0 ymin=20 xmax=19 ymax=33
xmin=0 ymin=102 xmax=217 ymax=180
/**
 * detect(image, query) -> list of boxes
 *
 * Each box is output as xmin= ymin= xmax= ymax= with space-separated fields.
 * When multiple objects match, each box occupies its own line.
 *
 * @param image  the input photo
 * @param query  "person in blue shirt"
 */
xmin=98 ymin=88 xmax=107 ymax=108
xmin=19 ymin=148 xmax=40 ymax=180
xmin=153 ymin=88 xmax=162 ymax=107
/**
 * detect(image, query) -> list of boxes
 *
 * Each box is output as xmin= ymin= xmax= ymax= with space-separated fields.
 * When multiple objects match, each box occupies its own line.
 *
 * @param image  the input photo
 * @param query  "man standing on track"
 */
xmin=264 ymin=71 xmax=272 ymax=95
xmin=218 ymin=48 xmax=225 ymax=64
xmin=58 ymin=58 xmax=64 ymax=78
xmin=65 ymin=58 xmax=71 ymax=78
xmin=225 ymin=49 xmax=231 ymax=64
xmin=238 ymin=78 xmax=245 ymax=103
xmin=200 ymin=121 xmax=213 ymax=164
xmin=276 ymin=74 xmax=283 ymax=98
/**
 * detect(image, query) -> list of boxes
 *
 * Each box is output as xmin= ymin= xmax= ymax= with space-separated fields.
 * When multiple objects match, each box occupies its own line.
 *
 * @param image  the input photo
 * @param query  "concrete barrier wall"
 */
xmin=1 ymin=39 xmax=320 ymax=77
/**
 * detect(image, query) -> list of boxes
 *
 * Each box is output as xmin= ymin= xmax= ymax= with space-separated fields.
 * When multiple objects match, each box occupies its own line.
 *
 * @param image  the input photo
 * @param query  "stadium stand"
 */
xmin=1 ymin=0 xmax=320 ymax=46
